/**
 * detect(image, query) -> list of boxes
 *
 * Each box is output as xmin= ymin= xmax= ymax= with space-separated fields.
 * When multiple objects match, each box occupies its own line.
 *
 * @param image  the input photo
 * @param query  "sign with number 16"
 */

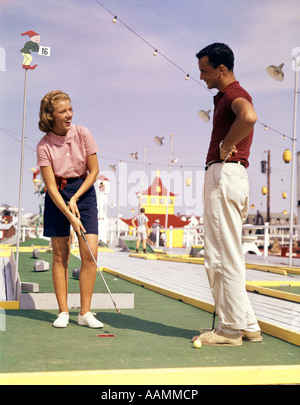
xmin=20 ymin=31 xmax=51 ymax=70
xmin=38 ymin=46 xmax=51 ymax=56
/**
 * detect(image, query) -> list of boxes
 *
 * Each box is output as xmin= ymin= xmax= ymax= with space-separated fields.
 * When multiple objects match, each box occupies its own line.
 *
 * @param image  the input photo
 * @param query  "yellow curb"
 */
xmin=1 ymin=365 xmax=300 ymax=385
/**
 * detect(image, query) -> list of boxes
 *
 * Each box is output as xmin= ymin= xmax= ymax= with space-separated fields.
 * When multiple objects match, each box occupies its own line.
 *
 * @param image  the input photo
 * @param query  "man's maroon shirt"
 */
xmin=206 ymin=81 xmax=254 ymax=168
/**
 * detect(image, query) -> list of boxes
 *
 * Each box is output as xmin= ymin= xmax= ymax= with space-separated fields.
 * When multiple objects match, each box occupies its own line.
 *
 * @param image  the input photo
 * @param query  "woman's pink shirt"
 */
xmin=36 ymin=124 xmax=98 ymax=178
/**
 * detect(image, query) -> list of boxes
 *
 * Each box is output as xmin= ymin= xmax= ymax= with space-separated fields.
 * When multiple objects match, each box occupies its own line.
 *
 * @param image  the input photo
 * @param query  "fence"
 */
xmin=16 ymin=222 xmax=300 ymax=261
xmin=109 ymin=222 xmax=300 ymax=257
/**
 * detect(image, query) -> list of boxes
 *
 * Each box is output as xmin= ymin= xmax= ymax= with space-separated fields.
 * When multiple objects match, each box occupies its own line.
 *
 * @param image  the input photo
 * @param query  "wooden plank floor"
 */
xmin=98 ymin=251 xmax=300 ymax=334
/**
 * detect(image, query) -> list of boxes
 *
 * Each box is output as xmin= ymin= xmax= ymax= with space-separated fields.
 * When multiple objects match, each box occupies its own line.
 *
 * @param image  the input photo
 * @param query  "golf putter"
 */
xmin=212 ymin=309 xmax=216 ymax=331
xmin=80 ymin=230 xmax=121 ymax=314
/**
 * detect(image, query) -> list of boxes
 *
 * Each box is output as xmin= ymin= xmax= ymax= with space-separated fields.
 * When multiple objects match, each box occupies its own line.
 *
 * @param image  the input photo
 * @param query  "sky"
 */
xmin=0 ymin=0 xmax=300 ymax=221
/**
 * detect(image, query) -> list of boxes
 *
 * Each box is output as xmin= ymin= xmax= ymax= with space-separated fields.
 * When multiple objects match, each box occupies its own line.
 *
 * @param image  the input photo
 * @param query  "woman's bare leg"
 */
xmin=51 ymin=236 xmax=70 ymax=313
xmin=77 ymin=233 xmax=98 ymax=315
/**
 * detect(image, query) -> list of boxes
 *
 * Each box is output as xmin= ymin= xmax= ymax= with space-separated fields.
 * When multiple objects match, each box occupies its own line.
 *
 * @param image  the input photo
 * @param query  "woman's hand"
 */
xmin=69 ymin=213 xmax=86 ymax=236
xmin=67 ymin=195 xmax=80 ymax=219
xmin=67 ymin=196 xmax=86 ymax=236
xmin=40 ymin=166 xmax=87 ymax=236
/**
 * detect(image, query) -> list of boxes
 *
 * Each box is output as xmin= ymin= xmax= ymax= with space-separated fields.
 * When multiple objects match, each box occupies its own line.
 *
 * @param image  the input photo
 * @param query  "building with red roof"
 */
xmin=121 ymin=171 xmax=190 ymax=247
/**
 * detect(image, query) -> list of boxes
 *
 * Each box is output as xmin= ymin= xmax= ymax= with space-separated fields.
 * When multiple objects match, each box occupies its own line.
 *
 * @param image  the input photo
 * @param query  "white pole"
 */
xmin=264 ymin=222 xmax=269 ymax=261
xmin=15 ymin=68 xmax=28 ymax=284
xmin=142 ymin=148 xmax=146 ymax=189
xmin=139 ymin=148 xmax=147 ymax=210
xmin=289 ymin=56 xmax=299 ymax=266
xmin=165 ymin=134 xmax=173 ymax=249
xmin=116 ymin=162 xmax=120 ymax=239
xmin=169 ymin=226 xmax=173 ymax=249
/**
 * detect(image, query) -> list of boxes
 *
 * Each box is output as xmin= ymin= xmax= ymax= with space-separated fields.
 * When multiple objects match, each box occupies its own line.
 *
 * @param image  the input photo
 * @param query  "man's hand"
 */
xmin=220 ymin=145 xmax=238 ymax=161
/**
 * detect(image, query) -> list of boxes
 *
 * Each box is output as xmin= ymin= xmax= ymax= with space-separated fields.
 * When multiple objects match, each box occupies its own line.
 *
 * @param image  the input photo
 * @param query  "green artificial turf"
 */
xmin=19 ymin=238 xmax=50 ymax=247
xmin=17 ymin=249 xmax=125 ymax=294
xmin=1 ymin=241 xmax=299 ymax=374
xmin=1 ymin=270 xmax=300 ymax=373
xmin=122 ymin=239 xmax=155 ymax=253
xmin=271 ymin=286 xmax=300 ymax=295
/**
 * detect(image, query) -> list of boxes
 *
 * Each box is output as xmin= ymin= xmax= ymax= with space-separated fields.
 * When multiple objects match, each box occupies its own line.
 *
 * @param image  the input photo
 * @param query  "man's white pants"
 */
xmin=204 ymin=162 xmax=258 ymax=331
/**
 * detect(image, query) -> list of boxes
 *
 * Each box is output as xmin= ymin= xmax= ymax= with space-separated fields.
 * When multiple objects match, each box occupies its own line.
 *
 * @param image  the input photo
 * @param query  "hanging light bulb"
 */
xmin=185 ymin=177 xmax=192 ymax=187
xmin=264 ymin=125 xmax=268 ymax=131
xmin=283 ymin=149 xmax=292 ymax=164
xmin=261 ymin=186 xmax=268 ymax=195
xmin=153 ymin=49 xmax=158 ymax=56
xmin=283 ymin=135 xmax=287 ymax=140
xmin=112 ymin=16 xmax=117 ymax=23
xmin=185 ymin=74 xmax=190 ymax=80
xmin=282 ymin=191 xmax=287 ymax=199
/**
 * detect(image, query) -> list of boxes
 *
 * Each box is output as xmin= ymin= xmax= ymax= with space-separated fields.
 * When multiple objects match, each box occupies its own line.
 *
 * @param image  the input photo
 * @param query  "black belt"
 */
xmin=205 ymin=160 xmax=246 ymax=171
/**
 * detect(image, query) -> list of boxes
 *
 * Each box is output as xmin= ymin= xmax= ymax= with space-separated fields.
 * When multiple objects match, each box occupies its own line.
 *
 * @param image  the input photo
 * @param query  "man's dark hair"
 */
xmin=196 ymin=43 xmax=234 ymax=71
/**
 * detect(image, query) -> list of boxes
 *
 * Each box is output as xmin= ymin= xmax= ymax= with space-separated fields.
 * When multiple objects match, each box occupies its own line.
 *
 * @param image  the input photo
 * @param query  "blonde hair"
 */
xmin=39 ymin=90 xmax=71 ymax=133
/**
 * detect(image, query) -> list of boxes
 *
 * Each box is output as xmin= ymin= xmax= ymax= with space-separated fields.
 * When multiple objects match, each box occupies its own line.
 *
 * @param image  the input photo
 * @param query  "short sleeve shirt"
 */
xmin=205 ymin=81 xmax=254 ymax=168
xmin=136 ymin=213 xmax=149 ymax=227
xmin=36 ymin=125 xmax=98 ymax=178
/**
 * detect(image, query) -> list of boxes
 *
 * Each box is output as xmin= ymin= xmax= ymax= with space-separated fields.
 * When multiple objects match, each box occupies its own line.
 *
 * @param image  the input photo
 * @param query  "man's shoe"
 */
xmin=78 ymin=312 xmax=104 ymax=328
xmin=195 ymin=328 xmax=242 ymax=346
xmin=53 ymin=312 xmax=69 ymax=328
xmin=242 ymin=330 xmax=263 ymax=342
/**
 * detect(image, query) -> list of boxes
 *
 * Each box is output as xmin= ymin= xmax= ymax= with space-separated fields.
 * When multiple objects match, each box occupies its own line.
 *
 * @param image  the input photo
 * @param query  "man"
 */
xmin=254 ymin=210 xmax=264 ymax=234
xmin=194 ymin=43 xmax=262 ymax=346
xmin=131 ymin=208 xmax=149 ymax=253
xmin=149 ymin=219 xmax=161 ymax=246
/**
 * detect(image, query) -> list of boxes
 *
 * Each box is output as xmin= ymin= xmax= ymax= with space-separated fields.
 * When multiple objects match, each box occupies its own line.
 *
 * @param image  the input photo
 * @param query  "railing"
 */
xmin=112 ymin=222 xmax=299 ymax=255
xmin=14 ymin=223 xmax=300 ymax=263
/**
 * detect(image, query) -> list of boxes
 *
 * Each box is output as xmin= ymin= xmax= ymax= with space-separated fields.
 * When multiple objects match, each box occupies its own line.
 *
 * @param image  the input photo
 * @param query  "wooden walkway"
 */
xmin=98 ymin=251 xmax=300 ymax=345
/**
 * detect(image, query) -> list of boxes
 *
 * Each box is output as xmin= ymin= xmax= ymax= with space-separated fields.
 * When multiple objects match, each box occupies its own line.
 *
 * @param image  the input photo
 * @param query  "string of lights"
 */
xmin=258 ymin=121 xmax=292 ymax=141
xmin=95 ymin=0 xmax=211 ymax=93
xmin=0 ymin=121 xmax=291 ymax=172
xmin=0 ymin=126 xmax=206 ymax=169
xmin=1 ymin=3 xmax=292 ymax=178
xmin=95 ymin=1 xmax=291 ymax=142
xmin=100 ymin=154 xmax=206 ymax=170
xmin=0 ymin=127 xmax=36 ymax=152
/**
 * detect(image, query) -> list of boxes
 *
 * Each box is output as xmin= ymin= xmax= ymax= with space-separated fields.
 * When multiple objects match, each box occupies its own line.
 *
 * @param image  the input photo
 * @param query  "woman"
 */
xmin=37 ymin=90 xmax=103 ymax=328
